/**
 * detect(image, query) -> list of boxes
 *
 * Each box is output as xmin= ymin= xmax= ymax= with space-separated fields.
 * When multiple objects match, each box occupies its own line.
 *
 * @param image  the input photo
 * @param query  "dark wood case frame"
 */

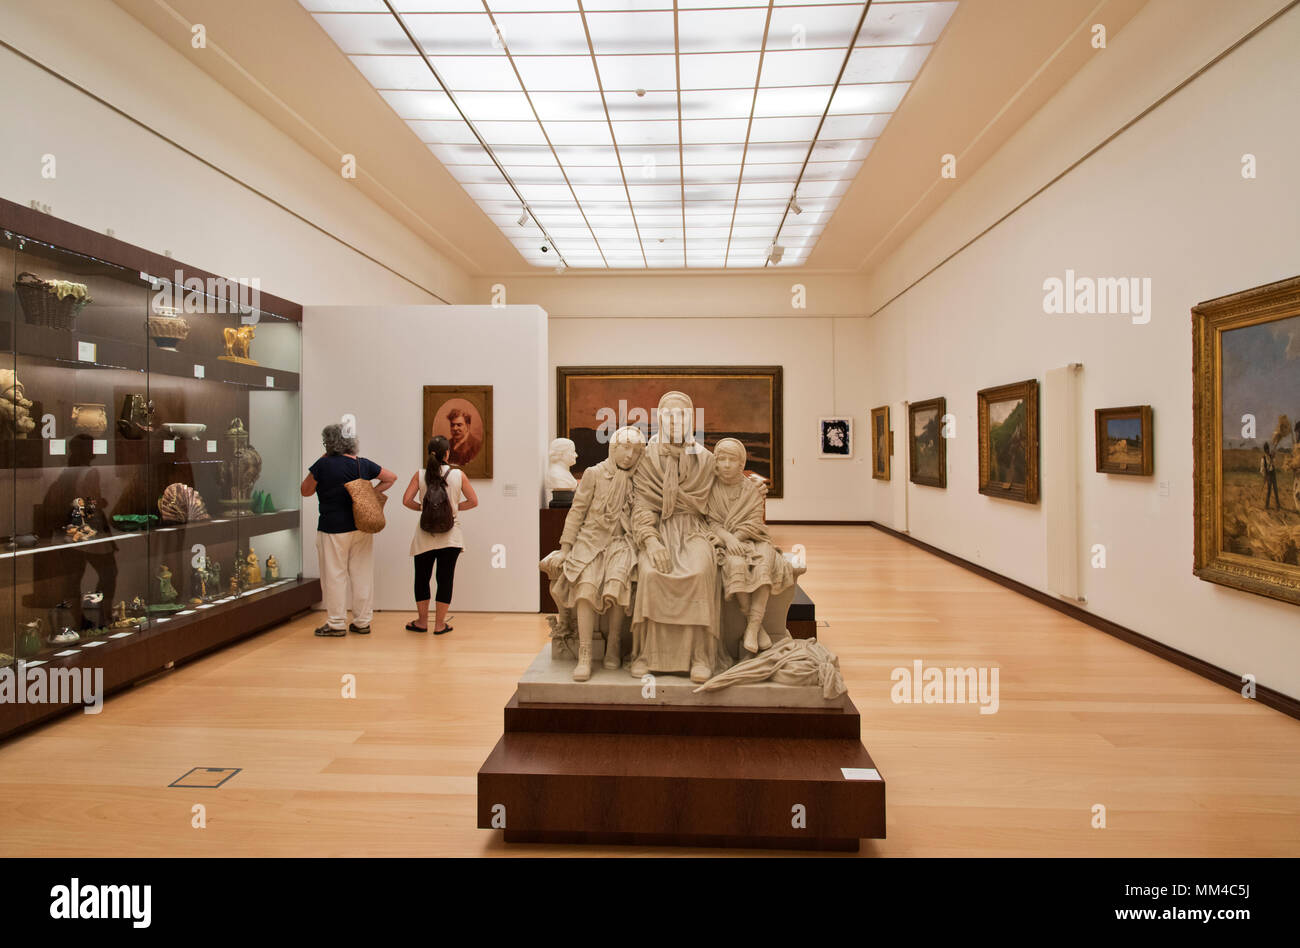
xmin=422 ymin=384 xmax=493 ymax=478
xmin=556 ymin=365 xmax=784 ymax=498
xmin=977 ymin=379 xmax=1039 ymax=504
xmin=870 ymin=405 xmax=890 ymax=480
xmin=1094 ymin=405 xmax=1153 ymax=476
xmin=1193 ymin=274 xmax=1300 ymax=607
xmin=0 ymin=198 xmax=314 ymax=741
xmin=908 ymin=396 xmax=947 ymax=488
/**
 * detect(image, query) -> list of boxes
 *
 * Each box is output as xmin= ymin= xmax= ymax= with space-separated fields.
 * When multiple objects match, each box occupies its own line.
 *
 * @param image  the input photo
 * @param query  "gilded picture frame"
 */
xmin=870 ymin=406 xmax=891 ymax=480
xmin=977 ymin=380 xmax=1039 ymax=504
xmin=908 ymin=397 xmax=947 ymax=489
xmin=1095 ymin=405 xmax=1153 ymax=476
xmin=422 ymin=385 xmax=493 ymax=479
xmin=556 ymin=365 xmax=783 ymax=497
xmin=1193 ymin=274 xmax=1300 ymax=606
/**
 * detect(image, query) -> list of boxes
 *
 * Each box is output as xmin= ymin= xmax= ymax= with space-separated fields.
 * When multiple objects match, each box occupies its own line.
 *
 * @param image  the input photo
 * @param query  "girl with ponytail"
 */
xmin=402 ymin=435 xmax=478 ymax=633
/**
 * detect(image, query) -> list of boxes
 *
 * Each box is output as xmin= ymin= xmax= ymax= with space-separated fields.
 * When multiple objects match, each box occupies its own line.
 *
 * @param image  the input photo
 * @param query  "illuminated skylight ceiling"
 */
xmin=302 ymin=1 xmax=957 ymax=269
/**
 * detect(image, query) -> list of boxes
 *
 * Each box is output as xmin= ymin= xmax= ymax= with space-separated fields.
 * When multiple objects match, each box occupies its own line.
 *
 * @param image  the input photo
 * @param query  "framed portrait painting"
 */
xmin=423 ymin=385 xmax=492 ymax=479
xmin=556 ymin=365 xmax=783 ymax=497
xmin=909 ymin=397 xmax=947 ymax=488
xmin=977 ymin=380 xmax=1039 ymax=503
xmin=1095 ymin=405 xmax=1153 ymax=476
xmin=1193 ymin=274 xmax=1300 ymax=606
xmin=819 ymin=417 xmax=852 ymax=459
xmin=870 ymin=406 xmax=891 ymax=480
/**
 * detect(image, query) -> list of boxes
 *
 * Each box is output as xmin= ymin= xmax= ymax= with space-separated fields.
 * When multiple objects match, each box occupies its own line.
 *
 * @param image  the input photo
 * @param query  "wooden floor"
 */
xmin=0 ymin=525 xmax=1296 ymax=857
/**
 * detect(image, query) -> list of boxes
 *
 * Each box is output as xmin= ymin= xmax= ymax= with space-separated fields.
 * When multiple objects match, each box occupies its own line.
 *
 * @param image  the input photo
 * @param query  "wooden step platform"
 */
xmin=477 ymin=693 xmax=886 ymax=851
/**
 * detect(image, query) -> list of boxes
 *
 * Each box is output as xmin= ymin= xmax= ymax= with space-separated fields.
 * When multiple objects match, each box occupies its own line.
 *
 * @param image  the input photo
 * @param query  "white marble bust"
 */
xmin=546 ymin=437 xmax=579 ymax=492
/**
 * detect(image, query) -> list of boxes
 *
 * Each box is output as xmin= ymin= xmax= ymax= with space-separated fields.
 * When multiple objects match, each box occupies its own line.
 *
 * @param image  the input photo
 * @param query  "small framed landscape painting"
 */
xmin=422 ymin=385 xmax=492 ymax=479
xmin=819 ymin=417 xmax=852 ymax=458
xmin=909 ymin=397 xmax=947 ymax=488
xmin=1095 ymin=406 xmax=1153 ymax=475
xmin=1193 ymin=274 xmax=1300 ymax=606
xmin=977 ymin=379 xmax=1039 ymax=504
xmin=870 ymin=406 xmax=890 ymax=480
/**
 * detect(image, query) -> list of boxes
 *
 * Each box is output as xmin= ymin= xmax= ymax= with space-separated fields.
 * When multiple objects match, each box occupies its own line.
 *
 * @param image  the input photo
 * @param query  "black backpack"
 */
xmin=420 ymin=469 xmax=455 ymax=534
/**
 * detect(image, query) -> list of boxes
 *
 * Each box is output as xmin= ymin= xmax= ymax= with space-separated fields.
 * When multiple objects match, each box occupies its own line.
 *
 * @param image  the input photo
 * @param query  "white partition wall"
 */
xmin=302 ymin=305 xmax=548 ymax=613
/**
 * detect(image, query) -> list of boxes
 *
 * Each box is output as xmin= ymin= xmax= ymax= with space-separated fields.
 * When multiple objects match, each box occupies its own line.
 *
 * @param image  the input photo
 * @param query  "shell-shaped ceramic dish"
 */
xmin=158 ymin=482 xmax=211 ymax=523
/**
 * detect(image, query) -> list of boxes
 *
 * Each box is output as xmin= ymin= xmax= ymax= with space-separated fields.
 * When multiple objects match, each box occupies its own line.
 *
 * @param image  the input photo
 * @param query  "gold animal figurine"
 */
xmin=219 ymin=325 xmax=257 ymax=365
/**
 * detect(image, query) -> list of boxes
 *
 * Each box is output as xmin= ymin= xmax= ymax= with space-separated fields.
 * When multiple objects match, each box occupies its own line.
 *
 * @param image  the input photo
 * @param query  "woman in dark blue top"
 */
xmin=301 ymin=423 xmax=396 ymax=636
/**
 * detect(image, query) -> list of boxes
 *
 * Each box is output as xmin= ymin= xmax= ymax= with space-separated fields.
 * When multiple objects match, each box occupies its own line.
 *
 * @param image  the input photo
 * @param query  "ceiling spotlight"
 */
xmin=516 ymin=208 xmax=529 ymax=227
xmin=768 ymin=243 xmax=785 ymax=264
xmin=790 ymin=194 xmax=803 ymax=215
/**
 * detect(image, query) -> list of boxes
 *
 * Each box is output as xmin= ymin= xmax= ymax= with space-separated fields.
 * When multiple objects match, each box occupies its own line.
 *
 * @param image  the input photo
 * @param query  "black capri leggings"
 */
xmin=414 ymin=547 xmax=461 ymax=604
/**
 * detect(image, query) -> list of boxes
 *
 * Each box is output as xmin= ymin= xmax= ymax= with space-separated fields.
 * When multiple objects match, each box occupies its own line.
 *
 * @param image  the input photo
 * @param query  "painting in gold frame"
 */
xmin=1193 ymin=274 xmax=1300 ymax=606
xmin=909 ymin=397 xmax=947 ymax=488
xmin=422 ymin=385 xmax=492 ymax=479
xmin=870 ymin=406 xmax=890 ymax=480
xmin=977 ymin=379 xmax=1039 ymax=504
xmin=556 ymin=365 xmax=783 ymax=497
xmin=1095 ymin=405 xmax=1153 ymax=476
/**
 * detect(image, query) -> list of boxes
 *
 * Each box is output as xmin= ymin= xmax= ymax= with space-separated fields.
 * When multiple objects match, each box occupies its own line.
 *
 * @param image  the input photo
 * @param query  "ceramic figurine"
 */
xmin=546 ymin=437 xmax=579 ymax=507
xmin=244 ymin=546 xmax=262 ymax=586
xmin=0 ymin=369 xmax=36 ymax=439
xmin=219 ymin=325 xmax=257 ymax=365
xmin=265 ymin=554 xmax=280 ymax=582
xmin=50 ymin=628 xmax=80 ymax=646
xmin=129 ymin=596 xmax=147 ymax=617
xmin=65 ymin=498 xmax=97 ymax=542
xmin=157 ymin=565 xmax=178 ymax=603
xmin=17 ymin=619 xmax=43 ymax=658
xmin=539 ymin=426 xmax=645 ymax=681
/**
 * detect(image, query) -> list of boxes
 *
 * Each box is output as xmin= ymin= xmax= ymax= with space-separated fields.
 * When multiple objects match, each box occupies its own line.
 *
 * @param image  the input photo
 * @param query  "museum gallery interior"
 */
xmin=0 ymin=0 xmax=1296 ymax=859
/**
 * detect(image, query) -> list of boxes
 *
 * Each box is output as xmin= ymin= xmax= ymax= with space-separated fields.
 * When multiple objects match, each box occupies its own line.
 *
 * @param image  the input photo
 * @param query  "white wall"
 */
xmin=548 ymin=315 xmax=874 ymax=521
xmin=0 ymin=0 xmax=469 ymax=306
xmin=864 ymin=0 xmax=1300 ymax=699
xmin=302 ymin=305 xmax=548 ymax=613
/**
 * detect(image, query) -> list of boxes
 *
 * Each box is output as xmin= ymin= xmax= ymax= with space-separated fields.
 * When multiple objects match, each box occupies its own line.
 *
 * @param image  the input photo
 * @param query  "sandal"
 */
xmin=406 ymin=620 xmax=428 ymax=632
xmin=314 ymin=624 xmax=346 ymax=637
xmin=433 ymin=624 xmax=453 ymax=635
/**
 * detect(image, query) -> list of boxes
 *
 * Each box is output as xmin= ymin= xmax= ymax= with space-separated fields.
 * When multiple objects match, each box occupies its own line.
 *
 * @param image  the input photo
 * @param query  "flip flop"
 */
xmin=433 ymin=624 xmax=453 ymax=635
xmin=406 ymin=621 xmax=428 ymax=632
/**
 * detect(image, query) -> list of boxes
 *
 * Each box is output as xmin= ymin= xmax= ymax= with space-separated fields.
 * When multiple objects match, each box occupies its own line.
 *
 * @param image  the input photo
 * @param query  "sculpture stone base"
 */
xmin=521 ymin=644 xmax=844 ymax=709
xmin=548 ymin=490 xmax=574 ymax=508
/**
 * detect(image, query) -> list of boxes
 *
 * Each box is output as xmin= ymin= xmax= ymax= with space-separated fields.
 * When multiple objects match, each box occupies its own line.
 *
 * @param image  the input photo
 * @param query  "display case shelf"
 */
xmin=2 ymin=509 xmax=301 ymax=561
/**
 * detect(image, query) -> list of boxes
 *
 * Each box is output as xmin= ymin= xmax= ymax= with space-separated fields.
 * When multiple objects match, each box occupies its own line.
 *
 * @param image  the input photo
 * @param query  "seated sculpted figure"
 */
xmin=543 ymin=426 xmax=646 ymax=681
xmin=706 ymin=438 xmax=795 ymax=655
xmin=629 ymin=391 xmax=720 ymax=683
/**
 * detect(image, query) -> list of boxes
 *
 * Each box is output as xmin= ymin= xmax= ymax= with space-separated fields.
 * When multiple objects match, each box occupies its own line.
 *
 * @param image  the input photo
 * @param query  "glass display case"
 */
xmin=0 ymin=202 xmax=316 ymax=736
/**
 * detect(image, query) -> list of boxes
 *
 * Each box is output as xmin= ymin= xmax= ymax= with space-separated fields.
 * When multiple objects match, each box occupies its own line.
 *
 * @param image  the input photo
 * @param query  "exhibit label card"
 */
xmin=841 ymin=768 xmax=882 ymax=781
xmin=77 ymin=340 xmax=97 ymax=362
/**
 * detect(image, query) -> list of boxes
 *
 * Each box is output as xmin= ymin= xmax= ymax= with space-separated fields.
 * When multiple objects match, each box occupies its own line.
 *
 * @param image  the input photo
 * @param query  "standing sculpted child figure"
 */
xmin=544 ymin=426 xmax=646 ymax=680
xmin=706 ymin=438 xmax=795 ymax=655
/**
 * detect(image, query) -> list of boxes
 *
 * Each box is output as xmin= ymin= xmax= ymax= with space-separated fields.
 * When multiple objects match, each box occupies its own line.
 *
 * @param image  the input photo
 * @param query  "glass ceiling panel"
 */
xmin=304 ymin=0 xmax=955 ymax=268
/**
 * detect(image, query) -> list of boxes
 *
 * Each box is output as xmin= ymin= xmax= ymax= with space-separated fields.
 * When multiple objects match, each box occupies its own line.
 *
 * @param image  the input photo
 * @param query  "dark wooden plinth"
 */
xmin=479 ymin=690 xmax=885 ymax=851
xmin=788 ymin=584 xmax=815 ymax=639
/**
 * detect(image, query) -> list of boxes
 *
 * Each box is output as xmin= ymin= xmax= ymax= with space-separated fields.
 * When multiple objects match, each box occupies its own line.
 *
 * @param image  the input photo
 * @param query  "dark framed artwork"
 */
xmin=422 ymin=385 xmax=492 ymax=479
xmin=819 ymin=417 xmax=852 ymax=459
xmin=1095 ymin=405 xmax=1153 ymax=475
xmin=556 ymin=365 xmax=783 ymax=497
xmin=870 ymin=406 xmax=891 ymax=480
xmin=1193 ymin=274 xmax=1300 ymax=606
xmin=977 ymin=379 xmax=1039 ymax=503
xmin=909 ymin=397 xmax=947 ymax=488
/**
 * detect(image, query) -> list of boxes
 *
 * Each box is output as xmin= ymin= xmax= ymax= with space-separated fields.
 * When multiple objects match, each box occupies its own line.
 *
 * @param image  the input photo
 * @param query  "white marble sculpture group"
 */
xmin=541 ymin=390 xmax=813 ymax=687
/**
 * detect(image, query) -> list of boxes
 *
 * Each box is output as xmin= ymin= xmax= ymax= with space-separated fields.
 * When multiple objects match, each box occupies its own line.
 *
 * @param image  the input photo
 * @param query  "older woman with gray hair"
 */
xmin=300 ymin=423 xmax=396 ymax=637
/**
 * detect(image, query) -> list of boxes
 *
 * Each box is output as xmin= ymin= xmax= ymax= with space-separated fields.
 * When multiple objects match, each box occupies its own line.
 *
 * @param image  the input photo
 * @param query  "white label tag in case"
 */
xmin=77 ymin=341 xmax=97 ymax=362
